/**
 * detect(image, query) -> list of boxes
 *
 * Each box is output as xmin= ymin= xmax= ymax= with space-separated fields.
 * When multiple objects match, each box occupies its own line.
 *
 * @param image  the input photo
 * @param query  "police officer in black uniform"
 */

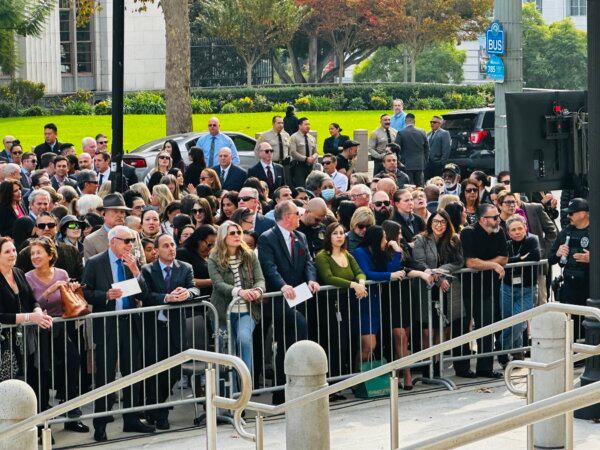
xmin=549 ymin=198 xmax=590 ymax=340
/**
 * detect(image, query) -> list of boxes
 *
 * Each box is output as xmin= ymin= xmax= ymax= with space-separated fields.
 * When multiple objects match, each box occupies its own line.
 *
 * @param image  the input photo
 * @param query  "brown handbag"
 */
xmin=59 ymin=284 xmax=90 ymax=318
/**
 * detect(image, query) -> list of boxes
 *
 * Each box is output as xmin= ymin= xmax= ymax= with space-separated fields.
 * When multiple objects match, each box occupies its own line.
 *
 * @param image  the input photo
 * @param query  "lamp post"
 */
xmin=110 ymin=0 xmax=125 ymax=193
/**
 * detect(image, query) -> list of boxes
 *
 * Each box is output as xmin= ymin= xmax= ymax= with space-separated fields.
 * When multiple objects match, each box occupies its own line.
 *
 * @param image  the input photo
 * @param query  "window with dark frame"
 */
xmin=59 ymin=0 xmax=93 ymax=75
xmin=569 ymin=0 xmax=587 ymax=16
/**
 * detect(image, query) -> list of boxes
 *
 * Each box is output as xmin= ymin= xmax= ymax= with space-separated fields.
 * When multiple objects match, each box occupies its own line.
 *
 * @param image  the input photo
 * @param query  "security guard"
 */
xmin=289 ymin=117 xmax=317 ymax=188
xmin=549 ymin=198 xmax=590 ymax=340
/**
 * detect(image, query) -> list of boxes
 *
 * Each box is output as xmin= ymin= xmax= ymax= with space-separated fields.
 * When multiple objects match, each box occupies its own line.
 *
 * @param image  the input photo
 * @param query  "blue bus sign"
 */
xmin=486 ymin=54 xmax=505 ymax=82
xmin=486 ymin=21 xmax=505 ymax=56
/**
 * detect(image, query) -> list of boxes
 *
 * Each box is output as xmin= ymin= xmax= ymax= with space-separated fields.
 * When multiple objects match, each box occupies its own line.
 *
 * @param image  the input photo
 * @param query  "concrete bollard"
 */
xmin=531 ymin=312 xmax=567 ymax=449
xmin=353 ymin=129 xmax=369 ymax=174
xmin=285 ymin=340 xmax=330 ymax=450
xmin=0 ymin=379 xmax=38 ymax=450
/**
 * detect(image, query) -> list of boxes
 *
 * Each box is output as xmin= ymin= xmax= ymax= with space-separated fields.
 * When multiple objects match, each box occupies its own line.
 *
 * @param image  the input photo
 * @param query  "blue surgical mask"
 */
xmin=321 ymin=188 xmax=335 ymax=201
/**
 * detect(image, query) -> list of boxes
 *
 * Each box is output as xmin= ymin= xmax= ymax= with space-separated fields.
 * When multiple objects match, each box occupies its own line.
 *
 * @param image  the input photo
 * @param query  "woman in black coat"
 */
xmin=283 ymin=105 xmax=299 ymax=135
xmin=323 ymin=123 xmax=350 ymax=156
xmin=0 ymin=180 xmax=27 ymax=237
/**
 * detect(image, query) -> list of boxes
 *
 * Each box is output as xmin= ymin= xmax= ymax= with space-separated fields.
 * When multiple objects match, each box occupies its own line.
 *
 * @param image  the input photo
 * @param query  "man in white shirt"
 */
xmin=321 ymin=153 xmax=348 ymax=192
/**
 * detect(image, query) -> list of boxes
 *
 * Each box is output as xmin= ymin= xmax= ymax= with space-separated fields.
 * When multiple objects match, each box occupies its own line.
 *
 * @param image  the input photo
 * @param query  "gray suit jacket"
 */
xmin=83 ymin=226 xmax=146 ymax=264
xmin=395 ymin=125 xmax=429 ymax=170
xmin=522 ymin=202 xmax=557 ymax=259
xmin=428 ymin=128 xmax=451 ymax=162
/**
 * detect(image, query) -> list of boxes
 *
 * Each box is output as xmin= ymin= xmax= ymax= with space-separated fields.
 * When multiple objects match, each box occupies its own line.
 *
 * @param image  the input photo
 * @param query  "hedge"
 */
xmin=0 ymin=80 xmax=495 ymax=117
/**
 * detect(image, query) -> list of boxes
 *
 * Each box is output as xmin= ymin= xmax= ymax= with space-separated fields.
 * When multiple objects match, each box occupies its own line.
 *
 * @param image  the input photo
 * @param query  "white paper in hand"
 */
xmin=111 ymin=278 xmax=142 ymax=299
xmin=286 ymin=282 xmax=313 ymax=308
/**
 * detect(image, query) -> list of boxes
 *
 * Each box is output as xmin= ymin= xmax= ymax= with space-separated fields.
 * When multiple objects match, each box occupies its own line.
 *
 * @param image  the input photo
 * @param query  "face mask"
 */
xmin=321 ymin=188 xmax=335 ymax=201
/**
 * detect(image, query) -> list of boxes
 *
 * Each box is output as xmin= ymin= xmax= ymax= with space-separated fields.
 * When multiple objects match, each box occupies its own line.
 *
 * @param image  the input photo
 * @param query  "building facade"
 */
xmin=461 ymin=0 xmax=587 ymax=84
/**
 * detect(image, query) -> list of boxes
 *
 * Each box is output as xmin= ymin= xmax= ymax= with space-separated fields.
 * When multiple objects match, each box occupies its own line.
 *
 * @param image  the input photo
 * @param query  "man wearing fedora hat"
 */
xmin=83 ymin=192 xmax=146 ymax=264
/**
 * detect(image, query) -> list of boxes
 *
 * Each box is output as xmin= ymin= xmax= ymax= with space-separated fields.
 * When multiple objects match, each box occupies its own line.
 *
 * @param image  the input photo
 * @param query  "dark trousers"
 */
xmin=268 ymin=300 xmax=307 ymax=388
xmin=406 ymin=170 xmax=424 ymax=186
xmin=144 ymin=321 xmax=180 ymax=421
xmin=93 ymin=316 xmax=142 ymax=430
xmin=559 ymin=274 xmax=589 ymax=341
xmin=471 ymin=294 xmax=498 ymax=373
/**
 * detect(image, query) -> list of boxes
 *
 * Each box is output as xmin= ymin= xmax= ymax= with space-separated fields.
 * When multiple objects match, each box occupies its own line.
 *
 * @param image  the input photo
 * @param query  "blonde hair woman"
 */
xmin=159 ymin=174 xmax=182 ymax=200
xmin=207 ymin=220 xmax=264 ymax=387
xmin=96 ymin=181 xmax=112 ymax=199
xmin=151 ymin=184 xmax=174 ymax=215
xmin=144 ymin=151 xmax=173 ymax=191
xmin=129 ymin=182 xmax=152 ymax=205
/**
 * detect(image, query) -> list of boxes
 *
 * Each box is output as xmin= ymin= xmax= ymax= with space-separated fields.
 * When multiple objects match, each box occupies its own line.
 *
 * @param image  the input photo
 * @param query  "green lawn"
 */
xmin=0 ymin=110 xmax=448 ymax=153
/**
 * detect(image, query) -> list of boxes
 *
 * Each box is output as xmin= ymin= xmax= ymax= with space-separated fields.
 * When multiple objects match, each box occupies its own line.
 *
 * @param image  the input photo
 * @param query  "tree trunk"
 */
xmin=308 ymin=34 xmax=318 ymax=83
xmin=287 ymin=43 xmax=306 ymax=83
xmin=162 ymin=0 xmax=192 ymax=135
xmin=271 ymin=55 xmax=294 ymax=84
xmin=246 ymin=60 xmax=254 ymax=86
xmin=337 ymin=49 xmax=345 ymax=84
xmin=410 ymin=51 xmax=417 ymax=82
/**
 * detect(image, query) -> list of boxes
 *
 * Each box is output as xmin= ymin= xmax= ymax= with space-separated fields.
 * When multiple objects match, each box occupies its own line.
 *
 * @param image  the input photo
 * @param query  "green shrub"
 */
xmin=220 ymin=102 xmax=238 ymax=113
xmin=442 ymin=92 xmax=464 ymax=109
xmin=411 ymin=98 xmax=432 ymax=110
xmin=63 ymin=89 xmax=93 ymax=105
xmin=63 ymin=101 xmax=94 ymax=115
xmin=329 ymin=92 xmax=347 ymax=110
xmin=232 ymin=96 xmax=254 ymax=112
xmin=252 ymin=94 xmax=273 ymax=112
xmin=94 ymin=100 xmax=112 ymax=115
xmin=272 ymin=101 xmax=289 ymax=112
xmin=459 ymin=94 xmax=486 ymax=109
xmin=294 ymin=95 xmax=311 ymax=111
xmin=426 ymin=97 xmax=446 ymax=109
xmin=347 ymin=97 xmax=367 ymax=110
xmin=0 ymin=101 xmax=14 ymax=118
xmin=124 ymin=91 xmax=165 ymax=114
xmin=370 ymin=95 xmax=389 ymax=110
xmin=191 ymin=97 xmax=213 ymax=114
xmin=308 ymin=95 xmax=333 ymax=111
xmin=19 ymin=105 xmax=49 ymax=116
xmin=0 ymin=79 xmax=45 ymax=107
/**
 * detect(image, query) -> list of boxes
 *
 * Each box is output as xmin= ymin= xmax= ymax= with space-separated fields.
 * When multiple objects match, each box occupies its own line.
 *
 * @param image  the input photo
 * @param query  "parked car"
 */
xmin=426 ymin=108 xmax=495 ymax=179
xmin=123 ymin=132 xmax=258 ymax=180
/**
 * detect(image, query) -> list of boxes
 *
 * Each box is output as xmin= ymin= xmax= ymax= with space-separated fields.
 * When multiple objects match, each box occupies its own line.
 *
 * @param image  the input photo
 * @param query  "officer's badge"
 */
xmin=581 ymin=237 xmax=589 ymax=248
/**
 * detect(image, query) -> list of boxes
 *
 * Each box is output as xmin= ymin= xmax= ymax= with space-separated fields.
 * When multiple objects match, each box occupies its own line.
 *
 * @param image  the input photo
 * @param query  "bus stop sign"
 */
xmin=486 ymin=21 xmax=505 ymax=56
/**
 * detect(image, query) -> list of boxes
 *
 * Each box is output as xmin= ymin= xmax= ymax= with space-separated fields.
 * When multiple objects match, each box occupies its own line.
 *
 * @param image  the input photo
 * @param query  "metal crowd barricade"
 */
xmin=0 ymin=298 xmax=219 ymax=425
xmin=224 ymin=260 xmax=551 ymax=396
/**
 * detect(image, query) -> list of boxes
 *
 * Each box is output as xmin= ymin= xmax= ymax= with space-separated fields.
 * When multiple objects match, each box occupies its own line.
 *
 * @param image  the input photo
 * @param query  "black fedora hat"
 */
xmin=99 ymin=193 xmax=131 ymax=211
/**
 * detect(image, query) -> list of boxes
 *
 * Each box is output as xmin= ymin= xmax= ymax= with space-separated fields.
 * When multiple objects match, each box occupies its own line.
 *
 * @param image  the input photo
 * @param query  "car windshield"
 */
xmin=442 ymin=114 xmax=478 ymax=131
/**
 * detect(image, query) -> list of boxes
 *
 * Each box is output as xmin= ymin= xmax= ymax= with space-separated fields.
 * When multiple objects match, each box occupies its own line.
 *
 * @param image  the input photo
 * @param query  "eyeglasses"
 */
xmin=432 ymin=219 xmax=447 ymax=226
xmin=203 ymin=241 xmax=215 ymax=249
xmin=36 ymin=223 xmax=57 ymax=230
xmin=115 ymin=237 xmax=136 ymax=244
xmin=374 ymin=201 xmax=390 ymax=207
xmin=482 ymin=214 xmax=500 ymax=221
xmin=192 ymin=208 xmax=204 ymax=214
xmin=501 ymin=179 xmax=510 ymax=185
xmin=465 ymin=188 xmax=478 ymax=193
xmin=11 ymin=151 xmax=22 ymax=155
xmin=158 ymin=155 xmax=171 ymax=160
xmin=228 ymin=230 xmax=242 ymax=236
xmin=263 ymin=149 xmax=274 ymax=153
xmin=66 ymin=222 xmax=82 ymax=230
xmin=239 ymin=196 xmax=257 ymax=202
xmin=86 ymin=179 xmax=99 ymax=184
xmin=351 ymin=193 xmax=367 ymax=199
xmin=356 ymin=223 xmax=368 ymax=229
xmin=322 ymin=161 xmax=333 ymax=166
xmin=502 ymin=200 xmax=516 ymax=206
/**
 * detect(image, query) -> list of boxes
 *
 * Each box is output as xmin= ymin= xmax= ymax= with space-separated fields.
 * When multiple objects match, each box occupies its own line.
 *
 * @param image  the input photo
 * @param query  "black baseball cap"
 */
xmin=342 ymin=140 xmax=360 ymax=149
xmin=442 ymin=163 xmax=460 ymax=176
xmin=562 ymin=198 xmax=588 ymax=214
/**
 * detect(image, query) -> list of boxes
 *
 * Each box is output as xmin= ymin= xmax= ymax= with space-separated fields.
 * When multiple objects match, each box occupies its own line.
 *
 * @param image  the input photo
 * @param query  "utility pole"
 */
xmin=493 ymin=0 xmax=523 ymax=174
xmin=111 ymin=0 xmax=125 ymax=193
xmin=575 ymin=0 xmax=600 ymax=421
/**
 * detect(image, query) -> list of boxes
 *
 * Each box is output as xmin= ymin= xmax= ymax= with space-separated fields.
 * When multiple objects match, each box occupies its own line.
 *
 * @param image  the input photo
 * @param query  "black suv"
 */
xmin=427 ymin=108 xmax=495 ymax=178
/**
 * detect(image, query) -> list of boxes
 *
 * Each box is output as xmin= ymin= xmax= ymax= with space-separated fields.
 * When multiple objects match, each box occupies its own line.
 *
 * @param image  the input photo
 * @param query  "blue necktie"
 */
xmin=116 ymin=259 xmax=130 ymax=309
xmin=164 ymin=266 xmax=172 ymax=291
xmin=208 ymin=136 xmax=216 ymax=167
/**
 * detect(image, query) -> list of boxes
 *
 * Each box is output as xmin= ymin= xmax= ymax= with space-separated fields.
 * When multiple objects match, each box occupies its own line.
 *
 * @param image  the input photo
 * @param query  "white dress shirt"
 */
xmin=330 ymin=170 xmax=348 ymax=192
xmin=277 ymin=224 xmax=293 ymax=256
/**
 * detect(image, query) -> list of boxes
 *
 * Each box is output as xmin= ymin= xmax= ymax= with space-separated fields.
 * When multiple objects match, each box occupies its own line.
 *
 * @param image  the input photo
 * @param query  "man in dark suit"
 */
xmin=394 ymin=113 xmax=429 ymax=186
xmin=82 ymin=225 xmax=155 ymax=442
xmin=427 ymin=115 xmax=451 ymax=178
xmin=213 ymin=146 xmax=247 ymax=192
xmin=34 ymin=123 xmax=61 ymax=163
xmin=141 ymin=234 xmax=199 ymax=429
xmin=257 ymin=200 xmax=320 ymax=404
xmin=51 ymin=155 xmax=79 ymax=191
xmin=94 ymin=151 xmax=129 ymax=191
xmin=247 ymin=142 xmax=285 ymax=197
xmin=238 ymin=186 xmax=276 ymax=235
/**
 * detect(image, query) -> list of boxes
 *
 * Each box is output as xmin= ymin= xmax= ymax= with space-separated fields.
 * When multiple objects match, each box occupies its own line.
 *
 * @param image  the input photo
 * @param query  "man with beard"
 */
xmin=460 ymin=204 xmax=508 ymax=378
xmin=441 ymin=163 xmax=461 ymax=196
xmin=370 ymin=190 xmax=392 ymax=225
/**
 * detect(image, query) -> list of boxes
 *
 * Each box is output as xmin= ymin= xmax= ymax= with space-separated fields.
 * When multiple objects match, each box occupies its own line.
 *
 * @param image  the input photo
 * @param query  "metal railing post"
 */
xmin=564 ymin=317 xmax=574 ymax=450
xmin=205 ymin=364 xmax=217 ymax=450
xmin=255 ymin=413 xmax=264 ymax=450
xmin=526 ymin=371 xmax=534 ymax=450
xmin=390 ymin=370 xmax=399 ymax=450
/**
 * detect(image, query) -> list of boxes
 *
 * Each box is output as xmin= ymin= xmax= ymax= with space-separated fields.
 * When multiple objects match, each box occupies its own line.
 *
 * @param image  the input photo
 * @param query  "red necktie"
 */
xmin=289 ymin=232 xmax=295 ymax=257
xmin=266 ymin=165 xmax=274 ymax=187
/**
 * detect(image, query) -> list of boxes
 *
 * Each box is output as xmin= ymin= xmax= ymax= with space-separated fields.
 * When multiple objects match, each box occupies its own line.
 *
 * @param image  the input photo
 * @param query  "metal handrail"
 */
xmin=401 ymin=380 xmax=600 ymax=450
xmin=244 ymin=302 xmax=600 ymax=415
xmin=0 ymin=349 xmax=252 ymax=446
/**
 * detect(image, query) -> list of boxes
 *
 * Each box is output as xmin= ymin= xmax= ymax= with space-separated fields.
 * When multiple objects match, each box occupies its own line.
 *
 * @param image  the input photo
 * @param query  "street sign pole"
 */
xmin=493 ymin=0 xmax=523 ymax=175
xmin=111 ymin=0 xmax=125 ymax=193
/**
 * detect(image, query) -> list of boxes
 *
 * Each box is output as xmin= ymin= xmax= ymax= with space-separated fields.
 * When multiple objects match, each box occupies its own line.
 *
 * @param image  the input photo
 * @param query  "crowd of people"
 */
xmin=0 ymin=100 xmax=590 ymax=441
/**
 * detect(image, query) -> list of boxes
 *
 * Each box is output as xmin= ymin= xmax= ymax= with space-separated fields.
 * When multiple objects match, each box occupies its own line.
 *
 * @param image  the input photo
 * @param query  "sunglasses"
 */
xmin=263 ymin=149 xmax=274 ymax=153
xmin=501 ymin=180 xmax=510 ymax=185
xmin=374 ymin=201 xmax=390 ymax=207
xmin=115 ymin=237 xmax=136 ymax=244
xmin=228 ymin=230 xmax=242 ymax=236
xmin=97 ymin=141 xmax=108 ymax=145
xmin=322 ymin=161 xmax=333 ymax=166
xmin=239 ymin=196 xmax=257 ymax=202
xmin=356 ymin=223 xmax=368 ymax=229
xmin=86 ymin=179 xmax=99 ymax=184
xmin=203 ymin=241 xmax=215 ymax=248
xmin=158 ymin=155 xmax=171 ymax=160
xmin=192 ymin=208 xmax=204 ymax=214
xmin=482 ymin=214 xmax=500 ymax=221
xmin=36 ymin=223 xmax=57 ymax=230
xmin=66 ymin=222 xmax=83 ymax=230
xmin=11 ymin=151 xmax=22 ymax=155
xmin=465 ymin=188 xmax=478 ymax=193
